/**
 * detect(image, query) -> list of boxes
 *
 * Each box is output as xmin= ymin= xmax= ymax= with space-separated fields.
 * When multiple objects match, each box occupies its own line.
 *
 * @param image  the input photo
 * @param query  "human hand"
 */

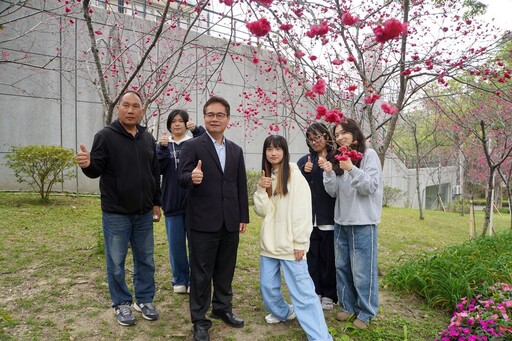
xmin=76 ymin=144 xmax=91 ymax=168
xmin=294 ymin=249 xmax=304 ymax=261
xmin=339 ymin=158 xmax=354 ymax=172
xmin=186 ymin=119 xmax=196 ymax=132
xmin=318 ymin=157 xmax=333 ymax=173
xmin=152 ymin=206 xmax=161 ymax=222
xmin=191 ymin=160 xmax=203 ymax=185
xmin=161 ymin=132 xmax=169 ymax=147
xmin=258 ymin=170 xmax=272 ymax=188
xmin=304 ymin=155 xmax=313 ymax=173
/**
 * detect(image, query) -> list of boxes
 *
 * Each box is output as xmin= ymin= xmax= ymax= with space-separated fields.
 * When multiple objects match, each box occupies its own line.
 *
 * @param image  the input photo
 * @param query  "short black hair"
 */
xmin=203 ymin=96 xmax=230 ymax=116
xmin=119 ymin=90 xmax=143 ymax=104
xmin=166 ymin=109 xmax=189 ymax=132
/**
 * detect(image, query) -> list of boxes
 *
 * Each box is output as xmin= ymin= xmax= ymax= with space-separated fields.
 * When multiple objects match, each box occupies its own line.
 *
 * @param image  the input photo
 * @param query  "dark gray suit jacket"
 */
xmin=177 ymin=133 xmax=249 ymax=232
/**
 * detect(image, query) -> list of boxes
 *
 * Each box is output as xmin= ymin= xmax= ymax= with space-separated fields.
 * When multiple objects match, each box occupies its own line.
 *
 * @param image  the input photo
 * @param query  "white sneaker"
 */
xmin=173 ymin=285 xmax=187 ymax=294
xmin=265 ymin=305 xmax=296 ymax=324
xmin=321 ymin=297 xmax=334 ymax=310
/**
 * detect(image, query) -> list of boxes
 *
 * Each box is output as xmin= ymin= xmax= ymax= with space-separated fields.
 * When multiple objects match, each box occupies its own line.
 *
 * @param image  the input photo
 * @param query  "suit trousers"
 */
xmin=188 ymin=225 xmax=239 ymax=329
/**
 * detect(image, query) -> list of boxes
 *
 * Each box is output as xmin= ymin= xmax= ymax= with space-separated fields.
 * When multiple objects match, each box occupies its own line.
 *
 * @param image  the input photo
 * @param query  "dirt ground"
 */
xmin=2 ymin=267 xmax=440 ymax=341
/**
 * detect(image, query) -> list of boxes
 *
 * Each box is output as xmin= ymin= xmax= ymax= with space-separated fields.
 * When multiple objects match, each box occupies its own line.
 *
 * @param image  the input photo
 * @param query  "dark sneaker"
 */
xmin=133 ymin=302 xmax=159 ymax=321
xmin=114 ymin=303 xmax=136 ymax=326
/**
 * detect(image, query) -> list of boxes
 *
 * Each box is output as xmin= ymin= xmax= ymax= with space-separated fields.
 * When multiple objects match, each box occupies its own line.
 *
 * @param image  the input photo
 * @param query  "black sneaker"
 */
xmin=114 ymin=303 xmax=136 ymax=326
xmin=133 ymin=302 xmax=159 ymax=321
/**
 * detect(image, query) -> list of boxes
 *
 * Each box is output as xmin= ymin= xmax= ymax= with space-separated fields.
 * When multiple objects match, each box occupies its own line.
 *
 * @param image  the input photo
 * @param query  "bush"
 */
xmin=383 ymin=185 xmax=403 ymax=207
xmin=384 ymin=231 xmax=512 ymax=310
xmin=5 ymin=145 xmax=77 ymax=202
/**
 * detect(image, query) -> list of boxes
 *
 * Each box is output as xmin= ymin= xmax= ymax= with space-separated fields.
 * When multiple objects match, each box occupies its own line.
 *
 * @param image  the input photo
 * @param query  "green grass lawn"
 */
xmin=0 ymin=192 xmax=510 ymax=340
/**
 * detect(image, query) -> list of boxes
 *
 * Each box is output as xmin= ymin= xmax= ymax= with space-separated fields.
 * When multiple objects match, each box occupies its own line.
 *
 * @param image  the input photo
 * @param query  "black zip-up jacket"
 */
xmin=297 ymin=152 xmax=336 ymax=226
xmin=157 ymin=126 xmax=205 ymax=216
xmin=81 ymin=120 xmax=162 ymax=215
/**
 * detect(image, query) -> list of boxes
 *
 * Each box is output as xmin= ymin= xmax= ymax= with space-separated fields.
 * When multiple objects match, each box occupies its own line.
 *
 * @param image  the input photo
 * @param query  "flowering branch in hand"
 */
xmin=335 ymin=146 xmax=363 ymax=162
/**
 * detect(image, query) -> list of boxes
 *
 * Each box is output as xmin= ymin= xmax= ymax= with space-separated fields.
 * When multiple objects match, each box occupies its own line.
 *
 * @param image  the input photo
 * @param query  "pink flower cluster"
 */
xmin=335 ymin=146 xmax=363 ymax=162
xmin=364 ymin=94 xmax=381 ymax=104
xmin=341 ymin=12 xmax=359 ymax=26
xmin=315 ymin=105 xmax=343 ymax=124
xmin=373 ymin=19 xmax=408 ymax=43
xmin=436 ymin=283 xmax=512 ymax=340
xmin=246 ymin=18 xmax=271 ymax=37
xmin=312 ymin=79 xmax=326 ymax=95
xmin=381 ymin=102 xmax=398 ymax=114
xmin=255 ymin=0 xmax=273 ymax=7
xmin=306 ymin=20 xmax=329 ymax=38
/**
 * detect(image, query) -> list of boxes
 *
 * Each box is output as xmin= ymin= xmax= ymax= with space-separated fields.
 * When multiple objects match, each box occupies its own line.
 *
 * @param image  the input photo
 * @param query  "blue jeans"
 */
xmin=102 ymin=211 xmax=155 ymax=306
xmin=260 ymin=256 xmax=332 ymax=341
xmin=165 ymin=214 xmax=190 ymax=287
xmin=334 ymin=224 xmax=379 ymax=323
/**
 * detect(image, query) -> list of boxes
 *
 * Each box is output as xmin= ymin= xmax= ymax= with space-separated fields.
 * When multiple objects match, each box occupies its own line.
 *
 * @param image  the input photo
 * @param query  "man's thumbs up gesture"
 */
xmin=76 ymin=144 xmax=91 ymax=168
xmin=191 ymin=160 xmax=203 ymax=185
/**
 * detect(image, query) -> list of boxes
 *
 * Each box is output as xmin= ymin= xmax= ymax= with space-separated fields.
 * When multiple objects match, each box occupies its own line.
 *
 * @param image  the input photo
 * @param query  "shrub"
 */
xmin=246 ymin=170 xmax=261 ymax=205
xmin=384 ymin=231 xmax=512 ymax=310
xmin=5 ymin=145 xmax=77 ymax=202
xmin=383 ymin=185 xmax=403 ymax=207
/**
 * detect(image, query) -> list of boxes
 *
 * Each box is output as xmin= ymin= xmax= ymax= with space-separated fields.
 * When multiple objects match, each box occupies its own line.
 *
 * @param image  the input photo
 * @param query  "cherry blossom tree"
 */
xmin=432 ymin=92 xmax=512 ymax=236
xmin=235 ymin=0 xmax=510 ymax=165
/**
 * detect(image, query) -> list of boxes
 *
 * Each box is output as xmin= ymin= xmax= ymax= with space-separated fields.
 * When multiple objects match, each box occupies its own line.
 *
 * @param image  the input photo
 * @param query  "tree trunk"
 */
xmin=481 ymin=168 xmax=495 ymax=236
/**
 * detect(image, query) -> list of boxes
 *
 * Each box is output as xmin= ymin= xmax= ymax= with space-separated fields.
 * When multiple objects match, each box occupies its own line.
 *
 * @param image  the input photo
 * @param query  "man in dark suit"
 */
xmin=177 ymin=96 xmax=249 ymax=341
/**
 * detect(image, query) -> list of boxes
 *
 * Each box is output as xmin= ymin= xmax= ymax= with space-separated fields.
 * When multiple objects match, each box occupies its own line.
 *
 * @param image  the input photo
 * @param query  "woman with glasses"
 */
xmin=297 ymin=123 xmax=338 ymax=311
xmin=319 ymin=118 xmax=383 ymax=330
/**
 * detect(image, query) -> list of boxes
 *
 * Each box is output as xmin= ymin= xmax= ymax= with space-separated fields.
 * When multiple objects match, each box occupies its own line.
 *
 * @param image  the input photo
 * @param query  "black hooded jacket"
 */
xmin=81 ymin=120 xmax=162 ymax=214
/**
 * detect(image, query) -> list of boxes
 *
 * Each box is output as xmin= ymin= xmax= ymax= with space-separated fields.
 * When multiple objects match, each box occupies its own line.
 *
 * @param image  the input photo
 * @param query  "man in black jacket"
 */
xmin=178 ymin=96 xmax=249 ymax=341
xmin=76 ymin=91 xmax=162 ymax=326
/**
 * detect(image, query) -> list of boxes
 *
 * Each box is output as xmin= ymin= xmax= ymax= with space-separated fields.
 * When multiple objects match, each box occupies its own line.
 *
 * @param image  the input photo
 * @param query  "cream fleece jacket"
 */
xmin=253 ymin=162 xmax=313 ymax=261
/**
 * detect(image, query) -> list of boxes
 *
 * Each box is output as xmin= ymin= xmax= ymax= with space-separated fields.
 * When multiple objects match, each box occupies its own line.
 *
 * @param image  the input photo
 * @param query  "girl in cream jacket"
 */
xmin=254 ymin=135 xmax=332 ymax=341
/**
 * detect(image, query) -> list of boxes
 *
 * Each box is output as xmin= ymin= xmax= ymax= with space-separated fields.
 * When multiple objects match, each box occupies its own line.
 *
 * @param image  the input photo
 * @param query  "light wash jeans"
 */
xmin=260 ymin=256 xmax=333 ymax=341
xmin=165 ymin=214 xmax=190 ymax=287
xmin=334 ymin=224 xmax=379 ymax=323
xmin=102 ymin=211 xmax=155 ymax=306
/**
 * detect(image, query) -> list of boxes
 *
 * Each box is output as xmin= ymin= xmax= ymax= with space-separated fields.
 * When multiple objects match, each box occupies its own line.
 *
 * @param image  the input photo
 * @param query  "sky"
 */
xmin=479 ymin=0 xmax=512 ymax=30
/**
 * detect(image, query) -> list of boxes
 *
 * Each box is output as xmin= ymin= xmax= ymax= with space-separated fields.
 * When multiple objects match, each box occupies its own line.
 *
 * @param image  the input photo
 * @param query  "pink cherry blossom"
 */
xmin=279 ymin=24 xmax=293 ymax=31
xmin=316 ymin=105 xmax=328 ymax=119
xmin=312 ymin=79 xmax=326 ymax=95
xmin=255 ymin=0 xmax=273 ymax=7
xmin=342 ymin=12 xmax=359 ymax=26
xmin=373 ymin=19 xmax=408 ymax=43
xmin=246 ymin=18 xmax=271 ymax=37
xmin=364 ymin=94 xmax=381 ymax=104
xmin=381 ymin=102 xmax=398 ymax=114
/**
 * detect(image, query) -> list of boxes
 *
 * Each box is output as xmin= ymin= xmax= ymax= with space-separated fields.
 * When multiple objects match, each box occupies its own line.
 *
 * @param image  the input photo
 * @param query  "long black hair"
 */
xmin=333 ymin=118 xmax=367 ymax=169
xmin=261 ymin=135 xmax=290 ymax=197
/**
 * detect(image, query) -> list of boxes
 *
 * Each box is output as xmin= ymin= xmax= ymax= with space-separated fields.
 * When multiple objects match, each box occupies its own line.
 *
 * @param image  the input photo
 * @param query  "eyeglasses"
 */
xmin=307 ymin=135 xmax=324 ymax=144
xmin=204 ymin=112 xmax=228 ymax=120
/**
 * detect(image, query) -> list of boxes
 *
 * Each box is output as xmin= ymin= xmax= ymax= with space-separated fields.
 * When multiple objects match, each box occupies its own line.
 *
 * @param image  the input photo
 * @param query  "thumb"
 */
xmin=79 ymin=144 xmax=88 ymax=152
xmin=307 ymin=155 xmax=311 ymax=163
xmin=195 ymin=160 xmax=202 ymax=170
xmin=162 ymin=131 xmax=168 ymax=136
xmin=262 ymin=170 xmax=266 ymax=177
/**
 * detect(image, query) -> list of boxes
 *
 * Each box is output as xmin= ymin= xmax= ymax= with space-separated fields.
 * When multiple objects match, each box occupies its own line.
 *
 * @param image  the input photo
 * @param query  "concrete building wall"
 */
xmin=0 ymin=0 xmax=458 ymax=208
